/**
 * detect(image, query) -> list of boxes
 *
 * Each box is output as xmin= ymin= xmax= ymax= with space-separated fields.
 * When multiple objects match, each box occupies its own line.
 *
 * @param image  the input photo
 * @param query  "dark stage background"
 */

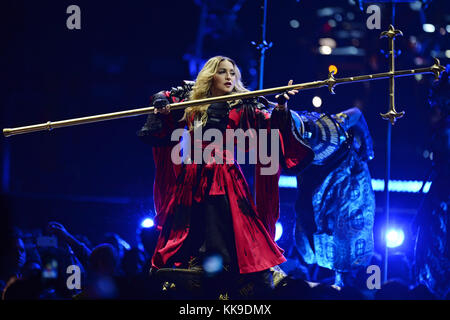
xmin=1 ymin=0 xmax=449 ymax=269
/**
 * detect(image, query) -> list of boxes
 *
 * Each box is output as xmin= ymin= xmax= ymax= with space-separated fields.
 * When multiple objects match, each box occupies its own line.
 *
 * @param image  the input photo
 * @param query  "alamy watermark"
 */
xmin=66 ymin=265 xmax=81 ymax=290
xmin=66 ymin=5 xmax=81 ymax=30
xmin=366 ymin=5 xmax=381 ymax=30
xmin=366 ymin=264 xmax=381 ymax=289
xmin=65 ymin=5 xmax=381 ymax=31
xmin=170 ymin=121 xmax=281 ymax=176
xmin=64 ymin=263 xmax=382 ymax=291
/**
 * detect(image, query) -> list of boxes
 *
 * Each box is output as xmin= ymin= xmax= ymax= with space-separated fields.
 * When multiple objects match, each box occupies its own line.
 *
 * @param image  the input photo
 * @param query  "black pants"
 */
xmin=167 ymin=195 xmax=274 ymax=299
xmin=171 ymin=195 xmax=239 ymax=271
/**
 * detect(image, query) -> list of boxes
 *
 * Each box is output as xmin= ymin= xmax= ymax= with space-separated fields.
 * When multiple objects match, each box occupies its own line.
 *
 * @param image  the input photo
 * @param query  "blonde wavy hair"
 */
xmin=182 ymin=56 xmax=248 ymax=129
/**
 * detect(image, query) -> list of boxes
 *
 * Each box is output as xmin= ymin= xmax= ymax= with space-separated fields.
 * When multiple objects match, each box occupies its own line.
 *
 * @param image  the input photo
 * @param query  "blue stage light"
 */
xmin=203 ymin=254 xmax=223 ymax=275
xmin=371 ymin=179 xmax=432 ymax=193
xmin=422 ymin=24 xmax=435 ymax=33
xmin=278 ymin=175 xmax=432 ymax=193
xmin=140 ymin=217 xmax=154 ymax=228
xmin=275 ymin=222 xmax=283 ymax=241
xmin=279 ymin=175 xmax=297 ymax=188
xmin=386 ymin=228 xmax=405 ymax=248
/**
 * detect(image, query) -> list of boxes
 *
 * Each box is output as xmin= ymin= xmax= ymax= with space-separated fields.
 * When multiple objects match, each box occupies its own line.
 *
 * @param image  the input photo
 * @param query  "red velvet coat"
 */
xmin=144 ymin=94 xmax=313 ymax=274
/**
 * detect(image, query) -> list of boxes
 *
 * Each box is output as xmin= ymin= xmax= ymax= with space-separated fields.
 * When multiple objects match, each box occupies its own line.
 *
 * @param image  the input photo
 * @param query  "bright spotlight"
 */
xmin=319 ymin=38 xmax=337 ymax=49
xmin=328 ymin=19 xmax=337 ymax=28
xmin=422 ymin=24 xmax=435 ymax=33
xmin=290 ymin=19 xmax=300 ymax=29
xmin=409 ymin=1 xmax=422 ymax=11
xmin=319 ymin=45 xmax=332 ymax=55
xmin=203 ymin=254 xmax=223 ymax=274
xmin=386 ymin=228 xmax=405 ymax=248
xmin=141 ymin=218 xmax=154 ymax=228
xmin=312 ymin=96 xmax=322 ymax=108
xmin=275 ymin=222 xmax=283 ymax=241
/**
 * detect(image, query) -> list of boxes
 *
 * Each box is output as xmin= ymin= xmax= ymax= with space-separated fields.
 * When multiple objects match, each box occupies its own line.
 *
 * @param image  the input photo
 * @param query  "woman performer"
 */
xmin=137 ymin=56 xmax=313 ymax=298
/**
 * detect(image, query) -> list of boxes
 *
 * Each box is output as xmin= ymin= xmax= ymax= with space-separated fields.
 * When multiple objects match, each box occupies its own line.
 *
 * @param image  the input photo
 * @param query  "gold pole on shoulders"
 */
xmin=2 ymin=26 xmax=445 ymax=138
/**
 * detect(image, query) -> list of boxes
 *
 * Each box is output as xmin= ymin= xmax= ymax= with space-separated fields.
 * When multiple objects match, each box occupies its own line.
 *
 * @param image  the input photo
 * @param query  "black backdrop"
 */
xmin=1 ymin=0 xmax=448 ymax=253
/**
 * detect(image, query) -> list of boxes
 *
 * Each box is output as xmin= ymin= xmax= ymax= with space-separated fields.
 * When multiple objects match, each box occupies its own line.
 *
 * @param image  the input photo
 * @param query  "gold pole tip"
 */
xmin=380 ymin=110 xmax=405 ymax=125
xmin=3 ymin=128 xmax=12 ymax=138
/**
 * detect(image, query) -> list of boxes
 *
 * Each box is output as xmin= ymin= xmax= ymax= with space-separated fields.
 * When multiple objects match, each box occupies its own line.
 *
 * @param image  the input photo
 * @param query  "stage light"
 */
xmin=422 ymin=24 xmax=435 ymax=33
xmin=414 ymin=57 xmax=424 ymax=66
xmin=319 ymin=45 xmax=332 ymax=55
xmin=386 ymin=228 xmax=405 ymax=248
xmin=423 ymin=181 xmax=432 ymax=193
xmin=371 ymin=179 xmax=384 ymax=192
xmin=275 ymin=222 xmax=283 ymax=241
xmin=391 ymin=180 xmax=427 ymax=193
xmin=279 ymin=175 xmax=433 ymax=193
xmin=330 ymin=46 xmax=364 ymax=56
xmin=319 ymin=38 xmax=337 ymax=49
xmin=317 ymin=8 xmax=335 ymax=17
xmin=290 ymin=19 xmax=300 ymax=29
xmin=446 ymin=50 xmax=450 ymax=59
xmin=203 ymin=254 xmax=223 ymax=274
xmin=409 ymin=1 xmax=422 ymax=11
xmin=328 ymin=64 xmax=338 ymax=75
xmin=312 ymin=96 xmax=322 ymax=108
xmin=141 ymin=217 xmax=154 ymax=228
xmin=279 ymin=175 xmax=297 ymax=188
xmin=447 ymin=25 xmax=450 ymax=33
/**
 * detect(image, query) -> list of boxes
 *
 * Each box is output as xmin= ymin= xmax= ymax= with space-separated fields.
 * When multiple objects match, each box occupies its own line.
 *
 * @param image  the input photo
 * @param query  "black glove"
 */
xmin=151 ymin=91 xmax=170 ymax=110
xmin=137 ymin=112 xmax=170 ymax=146
xmin=205 ymin=102 xmax=230 ymax=131
xmin=275 ymin=91 xmax=288 ymax=105
xmin=139 ymin=92 xmax=171 ymax=136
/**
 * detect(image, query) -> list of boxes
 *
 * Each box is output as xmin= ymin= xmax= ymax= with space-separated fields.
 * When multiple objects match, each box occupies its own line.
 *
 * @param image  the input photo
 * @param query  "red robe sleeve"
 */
xmin=255 ymin=106 xmax=313 ymax=239
xmin=138 ymin=91 xmax=185 ymax=230
xmin=152 ymin=146 xmax=181 ymax=230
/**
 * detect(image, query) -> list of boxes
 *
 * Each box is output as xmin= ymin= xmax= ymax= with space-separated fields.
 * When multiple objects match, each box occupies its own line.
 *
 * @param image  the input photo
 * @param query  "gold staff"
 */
xmin=2 ymin=31 xmax=445 ymax=137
